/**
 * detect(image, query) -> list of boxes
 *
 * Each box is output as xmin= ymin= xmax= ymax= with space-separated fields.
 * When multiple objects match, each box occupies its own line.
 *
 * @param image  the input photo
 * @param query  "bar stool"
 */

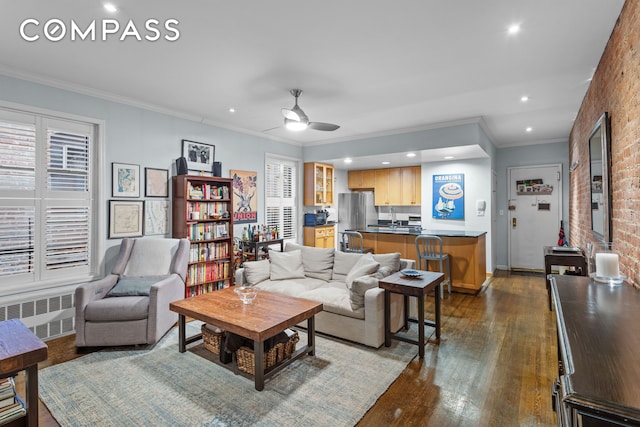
xmin=415 ymin=235 xmax=451 ymax=298
xmin=340 ymin=231 xmax=373 ymax=253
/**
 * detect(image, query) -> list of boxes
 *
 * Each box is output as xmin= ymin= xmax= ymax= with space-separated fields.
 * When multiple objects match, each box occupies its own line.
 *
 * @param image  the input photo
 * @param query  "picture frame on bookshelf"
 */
xmin=109 ymin=200 xmax=144 ymax=238
xmin=145 ymin=167 xmax=169 ymax=197
xmin=112 ymin=162 xmax=141 ymax=198
xmin=144 ymin=199 xmax=170 ymax=235
xmin=182 ymin=139 xmax=215 ymax=172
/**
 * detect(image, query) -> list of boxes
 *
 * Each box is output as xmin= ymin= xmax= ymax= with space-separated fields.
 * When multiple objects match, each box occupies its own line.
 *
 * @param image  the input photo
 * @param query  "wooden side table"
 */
xmin=379 ymin=270 xmax=444 ymax=358
xmin=543 ymin=246 xmax=587 ymax=311
xmin=0 ymin=319 xmax=48 ymax=427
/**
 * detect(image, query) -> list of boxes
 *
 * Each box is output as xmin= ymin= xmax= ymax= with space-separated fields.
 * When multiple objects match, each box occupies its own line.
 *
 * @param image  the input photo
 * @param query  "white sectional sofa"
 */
xmin=234 ymin=243 xmax=414 ymax=348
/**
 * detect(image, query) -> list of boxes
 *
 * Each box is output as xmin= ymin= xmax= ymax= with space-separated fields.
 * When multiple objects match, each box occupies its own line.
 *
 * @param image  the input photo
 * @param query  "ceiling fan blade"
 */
xmin=309 ymin=122 xmax=340 ymax=131
xmin=281 ymin=108 xmax=300 ymax=121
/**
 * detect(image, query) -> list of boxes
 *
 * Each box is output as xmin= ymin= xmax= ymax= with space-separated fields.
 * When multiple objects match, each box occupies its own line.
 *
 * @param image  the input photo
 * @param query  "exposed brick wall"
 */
xmin=570 ymin=0 xmax=640 ymax=286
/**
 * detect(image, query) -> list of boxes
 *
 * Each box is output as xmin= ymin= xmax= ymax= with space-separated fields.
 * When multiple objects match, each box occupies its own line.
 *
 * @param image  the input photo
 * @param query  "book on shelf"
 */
xmin=0 ymin=393 xmax=25 ymax=423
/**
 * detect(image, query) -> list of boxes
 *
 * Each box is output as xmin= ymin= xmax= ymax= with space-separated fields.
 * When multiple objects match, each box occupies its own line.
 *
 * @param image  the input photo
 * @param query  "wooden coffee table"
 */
xmin=169 ymin=287 xmax=323 ymax=390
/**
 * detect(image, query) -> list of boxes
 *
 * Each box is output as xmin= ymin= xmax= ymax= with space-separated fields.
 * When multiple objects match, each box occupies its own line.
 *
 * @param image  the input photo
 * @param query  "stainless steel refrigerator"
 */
xmin=338 ymin=192 xmax=377 ymax=233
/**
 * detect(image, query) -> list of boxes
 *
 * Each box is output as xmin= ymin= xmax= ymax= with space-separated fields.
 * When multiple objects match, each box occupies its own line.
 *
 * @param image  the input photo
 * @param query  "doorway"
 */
xmin=508 ymin=164 xmax=562 ymax=271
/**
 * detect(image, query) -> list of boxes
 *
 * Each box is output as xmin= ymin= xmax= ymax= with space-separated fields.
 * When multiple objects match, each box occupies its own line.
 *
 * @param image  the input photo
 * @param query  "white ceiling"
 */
xmin=0 ymin=0 xmax=625 ymax=164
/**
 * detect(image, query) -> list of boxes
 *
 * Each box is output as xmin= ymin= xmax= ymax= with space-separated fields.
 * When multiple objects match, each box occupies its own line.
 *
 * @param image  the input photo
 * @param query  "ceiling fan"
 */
xmin=281 ymin=89 xmax=340 ymax=131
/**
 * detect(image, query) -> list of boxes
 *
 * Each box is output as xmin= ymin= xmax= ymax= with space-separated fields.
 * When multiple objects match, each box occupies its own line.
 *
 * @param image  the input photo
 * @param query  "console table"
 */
xmin=550 ymin=275 xmax=640 ymax=426
xmin=543 ymin=246 xmax=587 ymax=311
xmin=0 ymin=319 xmax=48 ymax=427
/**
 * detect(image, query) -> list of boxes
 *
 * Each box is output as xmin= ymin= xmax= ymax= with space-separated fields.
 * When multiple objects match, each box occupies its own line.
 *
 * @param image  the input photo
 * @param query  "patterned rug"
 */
xmin=39 ymin=322 xmax=415 ymax=426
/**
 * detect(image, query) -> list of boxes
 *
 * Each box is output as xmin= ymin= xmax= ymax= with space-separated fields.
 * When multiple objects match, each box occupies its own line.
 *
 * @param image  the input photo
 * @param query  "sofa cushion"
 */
xmin=298 ymin=286 xmax=365 ymax=320
xmin=254 ymin=277 xmax=330 ymax=297
xmin=332 ymin=251 xmax=364 ymax=281
xmin=285 ymin=243 xmax=335 ymax=281
xmin=243 ymin=259 xmax=270 ymax=285
xmin=269 ymin=249 xmax=306 ymax=280
xmin=373 ymin=252 xmax=401 ymax=273
xmin=106 ymin=276 xmax=169 ymax=297
xmin=85 ymin=296 xmax=149 ymax=321
xmin=345 ymin=253 xmax=380 ymax=286
xmin=346 ymin=265 xmax=393 ymax=310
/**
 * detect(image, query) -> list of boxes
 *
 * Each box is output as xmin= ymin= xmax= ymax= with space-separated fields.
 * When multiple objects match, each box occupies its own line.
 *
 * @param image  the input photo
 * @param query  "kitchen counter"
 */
xmin=358 ymin=228 xmax=488 ymax=294
xmin=360 ymin=226 xmax=486 ymax=238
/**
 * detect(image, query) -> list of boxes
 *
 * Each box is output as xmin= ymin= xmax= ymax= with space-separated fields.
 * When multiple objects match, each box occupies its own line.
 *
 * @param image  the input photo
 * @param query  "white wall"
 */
xmin=421 ymin=158 xmax=494 ymax=272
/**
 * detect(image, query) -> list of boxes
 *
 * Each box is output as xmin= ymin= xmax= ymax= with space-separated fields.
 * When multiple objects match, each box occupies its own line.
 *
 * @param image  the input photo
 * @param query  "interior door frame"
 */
xmin=507 ymin=163 xmax=563 ymax=271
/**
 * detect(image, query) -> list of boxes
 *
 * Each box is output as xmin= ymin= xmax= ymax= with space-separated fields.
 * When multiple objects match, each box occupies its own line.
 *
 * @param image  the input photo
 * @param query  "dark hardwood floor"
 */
xmin=23 ymin=270 xmax=557 ymax=426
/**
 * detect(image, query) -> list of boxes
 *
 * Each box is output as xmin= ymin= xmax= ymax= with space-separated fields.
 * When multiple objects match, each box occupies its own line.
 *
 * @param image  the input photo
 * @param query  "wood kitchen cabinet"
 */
xmin=303 ymin=225 xmax=335 ymax=248
xmin=348 ymin=169 xmax=375 ymax=189
xmin=374 ymin=168 xmax=402 ymax=206
xmin=304 ymin=162 xmax=334 ymax=206
xmin=401 ymin=166 xmax=421 ymax=205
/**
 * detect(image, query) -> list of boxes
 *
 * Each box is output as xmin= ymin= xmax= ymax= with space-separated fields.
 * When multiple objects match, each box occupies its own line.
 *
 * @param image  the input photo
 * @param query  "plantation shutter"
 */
xmin=265 ymin=156 xmax=298 ymax=241
xmin=0 ymin=109 xmax=96 ymax=289
xmin=0 ymin=112 xmax=37 ymax=280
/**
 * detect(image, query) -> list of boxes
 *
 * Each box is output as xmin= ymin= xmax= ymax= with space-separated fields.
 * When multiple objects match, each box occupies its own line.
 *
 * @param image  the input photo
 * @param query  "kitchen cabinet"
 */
xmin=401 ymin=166 xmax=421 ymax=205
xmin=303 ymin=225 xmax=335 ymax=248
xmin=348 ymin=169 xmax=375 ymax=189
xmin=304 ymin=162 xmax=334 ymax=206
xmin=359 ymin=229 xmax=487 ymax=294
xmin=374 ymin=168 xmax=402 ymax=206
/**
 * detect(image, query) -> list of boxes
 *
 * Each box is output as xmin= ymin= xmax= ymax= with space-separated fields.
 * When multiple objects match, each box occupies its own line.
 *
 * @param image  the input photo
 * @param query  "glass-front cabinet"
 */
xmin=304 ymin=162 xmax=334 ymax=206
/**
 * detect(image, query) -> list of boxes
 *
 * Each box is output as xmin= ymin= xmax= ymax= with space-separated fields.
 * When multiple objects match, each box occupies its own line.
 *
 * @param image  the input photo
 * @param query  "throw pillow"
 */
xmin=348 ymin=275 xmax=380 ymax=310
xmin=345 ymin=253 xmax=380 ymax=287
xmin=332 ymin=251 xmax=364 ymax=280
xmin=269 ymin=250 xmax=306 ymax=281
xmin=106 ymin=276 xmax=169 ymax=297
xmin=373 ymin=265 xmax=394 ymax=280
xmin=373 ymin=252 xmax=401 ymax=273
xmin=286 ymin=242 xmax=335 ymax=281
xmin=243 ymin=259 xmax=270 ymax=285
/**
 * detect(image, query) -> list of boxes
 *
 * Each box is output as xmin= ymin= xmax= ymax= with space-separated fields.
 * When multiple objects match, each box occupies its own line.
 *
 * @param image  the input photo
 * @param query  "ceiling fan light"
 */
xmin=285 ymin=118 xmax=308 ymax=131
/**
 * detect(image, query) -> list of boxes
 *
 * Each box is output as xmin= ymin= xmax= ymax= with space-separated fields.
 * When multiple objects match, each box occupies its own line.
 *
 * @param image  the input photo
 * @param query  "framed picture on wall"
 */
xmin=182 ymin=139 xmax=215 ymax=172
xmin=432 ymin=173 xmax=465 ymax=220
xmin=144 ymin=199 xmax=169 ymax=235
xmin=109 ymin=200 xmax=144 ymax=238
xmin=112 ymin=162 xmax=141 ymax=198
xmin=145 ymin=167 xmax=169 ymax=197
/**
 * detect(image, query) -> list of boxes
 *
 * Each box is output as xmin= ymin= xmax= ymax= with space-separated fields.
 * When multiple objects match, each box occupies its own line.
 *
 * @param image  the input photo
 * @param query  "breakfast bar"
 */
xmin=359 ymin=227 xmax=487 ymax=294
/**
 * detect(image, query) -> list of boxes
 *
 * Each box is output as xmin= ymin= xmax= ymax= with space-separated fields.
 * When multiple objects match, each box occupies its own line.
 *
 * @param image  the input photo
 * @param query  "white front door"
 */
xmin=508 ymin=164 xmax=562 ymax=271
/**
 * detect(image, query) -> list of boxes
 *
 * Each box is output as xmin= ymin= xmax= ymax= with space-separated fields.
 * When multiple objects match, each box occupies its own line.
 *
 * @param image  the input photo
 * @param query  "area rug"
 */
xmin=39 ymin=322 xmax=415 ymax=426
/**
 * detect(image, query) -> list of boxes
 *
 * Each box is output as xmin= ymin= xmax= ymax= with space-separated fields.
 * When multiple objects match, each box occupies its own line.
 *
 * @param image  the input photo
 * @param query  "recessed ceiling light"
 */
xmin=508 ymin=24 xmax=521 ymax=35
xmin=104 ymin=3 xmax=117 ymax=12
xmin=344 ymin=158 xmax=352 ymax=164
xmin=228 ymin=108 xmax=235 ymax=113
xmin=526 ymin=127 xmax=533 ymax=132
xmin=520 ymin=95 xmax=529 ymax=102
xmin=444 ymin=156 xmax=454 ymax=160
xmin=406 ymin=152 xmax=416 ymax=158
xmin=381 ymin=161 xmax=390 ymax=165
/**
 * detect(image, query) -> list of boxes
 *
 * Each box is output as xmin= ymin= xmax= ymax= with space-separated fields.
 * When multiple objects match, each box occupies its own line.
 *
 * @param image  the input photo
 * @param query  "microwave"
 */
xmin=304 ymin=212 xmax=327 ymax=226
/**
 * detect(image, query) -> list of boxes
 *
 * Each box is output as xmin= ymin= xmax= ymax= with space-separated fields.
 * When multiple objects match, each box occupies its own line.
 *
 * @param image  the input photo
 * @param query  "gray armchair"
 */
xmin=75 ymin=237 xmax=189 ymax=348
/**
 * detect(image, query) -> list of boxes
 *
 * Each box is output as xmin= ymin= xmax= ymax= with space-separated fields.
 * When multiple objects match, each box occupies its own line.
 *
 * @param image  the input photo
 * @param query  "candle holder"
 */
xmin=591 ymin=242 xmax=626 ymax=286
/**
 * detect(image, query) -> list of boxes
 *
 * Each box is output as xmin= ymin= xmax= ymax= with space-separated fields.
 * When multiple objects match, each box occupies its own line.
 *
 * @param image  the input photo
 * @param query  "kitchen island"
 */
xmin=359 ymin=227 xmax=487 ymax=294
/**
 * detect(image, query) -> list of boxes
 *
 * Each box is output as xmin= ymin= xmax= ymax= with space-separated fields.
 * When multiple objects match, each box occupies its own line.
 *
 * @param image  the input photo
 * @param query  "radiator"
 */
xmin=0 ymin=287 xmax=76 ymax=341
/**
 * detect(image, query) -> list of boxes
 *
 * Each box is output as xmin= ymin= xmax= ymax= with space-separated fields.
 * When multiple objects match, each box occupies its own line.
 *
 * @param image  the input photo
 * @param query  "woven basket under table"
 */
xmin=201 ymin=324 xmax=224 ymax=355
xmin=236 ymin=330 xmax=299 ymax=375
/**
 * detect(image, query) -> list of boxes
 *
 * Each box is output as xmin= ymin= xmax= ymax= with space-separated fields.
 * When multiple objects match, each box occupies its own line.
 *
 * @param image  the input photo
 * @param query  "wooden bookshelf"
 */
xmin=172 ymin=175 xmax=234 ymax=297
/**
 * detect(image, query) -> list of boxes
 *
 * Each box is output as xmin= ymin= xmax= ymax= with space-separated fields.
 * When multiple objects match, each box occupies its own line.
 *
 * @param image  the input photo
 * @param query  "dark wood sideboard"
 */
xmin=550 ymin=275 xmax=640 ymax=426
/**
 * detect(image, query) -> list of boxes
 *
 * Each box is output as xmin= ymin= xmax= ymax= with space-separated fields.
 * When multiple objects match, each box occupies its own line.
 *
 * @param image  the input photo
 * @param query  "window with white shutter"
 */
xmin=265 ymin=155 xmax=298 ymax=242
xmin=0 ymin=107 xmax=98 ymax=293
